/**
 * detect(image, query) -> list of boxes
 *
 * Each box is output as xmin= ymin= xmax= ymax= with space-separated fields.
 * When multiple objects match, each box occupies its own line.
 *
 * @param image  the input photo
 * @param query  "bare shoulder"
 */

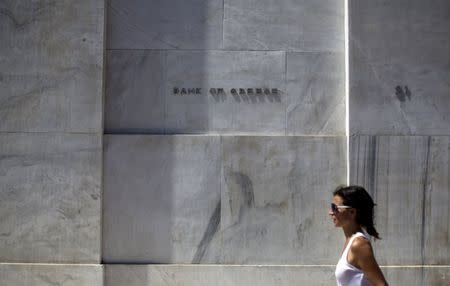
xmin=350 ymin=236 xmax=374 ymax=258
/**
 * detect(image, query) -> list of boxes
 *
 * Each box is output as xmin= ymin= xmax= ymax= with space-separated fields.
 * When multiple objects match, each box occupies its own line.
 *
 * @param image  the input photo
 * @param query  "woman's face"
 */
xmin=329 ymin=195 xmax=353 ymax=227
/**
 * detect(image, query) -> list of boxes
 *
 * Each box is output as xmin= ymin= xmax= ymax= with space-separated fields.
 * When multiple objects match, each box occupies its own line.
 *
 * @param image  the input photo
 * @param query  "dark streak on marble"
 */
xmin=0 ymin=8 xmax=37 ymax=29
xmin=224 ymin=168 xmax=255 ymax=224
xmin=192 ymin=201 xmax=221 ymax=263
xmin=420 ymin=136 xmax=432 ymax=266
xmin=395 ymin=85 xmax=412 ymax=102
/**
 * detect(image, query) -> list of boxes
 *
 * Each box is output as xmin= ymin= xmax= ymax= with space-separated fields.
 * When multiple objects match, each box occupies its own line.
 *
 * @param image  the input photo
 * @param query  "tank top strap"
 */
xmin=342 ymin=232 xmax=367 ymax=259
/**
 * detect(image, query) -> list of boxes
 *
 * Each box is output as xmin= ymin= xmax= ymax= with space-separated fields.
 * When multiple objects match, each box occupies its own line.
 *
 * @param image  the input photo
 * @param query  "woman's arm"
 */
xmin=350 ymin=237 xmax=389 ymax=286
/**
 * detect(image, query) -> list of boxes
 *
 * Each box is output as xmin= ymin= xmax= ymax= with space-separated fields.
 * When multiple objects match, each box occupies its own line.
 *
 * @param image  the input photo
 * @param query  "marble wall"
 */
xmin=349 ymin=0 xmax=450 ymax=274
xmin=105 ymin=265 xmax=450 ymax=286
xmin=104 ymin=0 xmax=347 ymax=277
xmin=105 ymin=0 xmax=345 ymax=135
xmin=2 ymin=0 xmax=450 ymax=285
xmin=103 ymin=135 xmax=346 ymax=263
xmin=0 ymin=264 xmax=103 ymax=286
xmin=349 ymin=0 xmax=450 ymax=135
xmin=0 ymin=0 xmax=104 ymax=284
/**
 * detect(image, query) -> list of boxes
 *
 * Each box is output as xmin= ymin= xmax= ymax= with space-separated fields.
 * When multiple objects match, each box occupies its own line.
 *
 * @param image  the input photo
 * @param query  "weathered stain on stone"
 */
xmin=224 ymin=168 xmax=255 ymax=224
xmin=395 ymin=85 xmax=412 ymax=102
xmin=192 ymin=200 xmax=221 ymax=263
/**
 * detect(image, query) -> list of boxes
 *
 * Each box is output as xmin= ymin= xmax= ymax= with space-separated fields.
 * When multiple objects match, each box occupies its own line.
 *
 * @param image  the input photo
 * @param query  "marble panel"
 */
xmin=105 ymin=265 xmax=450 ymax=286
xmin=0 ymin=133 xmax=101 ymax=263
xmin=220 ymin=136 xmax=346 ymax=264
xmin=165 ymin=51 xmax=286 ymax=134
xmin=383 ymin=267 xmax=450 ymax=286
xmin=0 ymin=0 xmax=104 ymax=132
xmin=107 ymin=0 xmax=223 ymax=49
xmin=105 ymin=50 xmax=165 ymax=133
xmin=350 ymin=135 xmax=450 ymax=265
xmin=349 ymin=0 xmax=450 ymax=135
xmin=286 ymin=52 xmax=345 ymax=135
xmin=105 ymin=265 xmax=337 ymax=286
xmin=103 ymin=135 xmax=221 ymax=263
xmin=224 ymin=0 xmax=344 ymax=52
xmin=0 ymin=264 xmax=103 ymax=286
xmin=423 ymin=136 xmax=450 ymax=264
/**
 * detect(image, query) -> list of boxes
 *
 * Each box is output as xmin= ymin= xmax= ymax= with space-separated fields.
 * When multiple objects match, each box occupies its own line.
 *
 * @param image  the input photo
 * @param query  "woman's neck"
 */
xmin=342 ymin=223 xmax=363 ymax=239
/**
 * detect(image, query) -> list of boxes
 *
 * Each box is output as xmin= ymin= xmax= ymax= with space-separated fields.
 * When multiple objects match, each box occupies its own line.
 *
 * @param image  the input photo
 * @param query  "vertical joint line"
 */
xmin=345 ymin=0 xmax=350 ymax=184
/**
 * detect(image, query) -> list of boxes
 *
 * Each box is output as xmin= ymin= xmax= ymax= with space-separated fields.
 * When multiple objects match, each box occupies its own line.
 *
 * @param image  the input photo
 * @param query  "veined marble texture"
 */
xmin=349 ymin=0 xmax=450 ymax=135
xmin=103 ymin=135 xmax=222 ymax=263
xmin=220 ymin=136 xmax=346 ymax=264
xmin=107 ymin=0 xmax=223 ymax=49
xmin=103 ymin=135 xmax=346 ymax=264
xmin=0 ymin=0 xmax=104 ymax=132
xmin=224 ymin=0 xmax=344 ymax=52
xmin=105 ymin=265 xmax=337 ymax=286
xmin=287 ymin=52 xmax=345 ymax=135
xmin=0 ymin=264 xmax=103 ymax=286
xmin=350 ymin=135 xmax=450 ymax=265
xmin=0 ymin=133 xmax=101 ymax=263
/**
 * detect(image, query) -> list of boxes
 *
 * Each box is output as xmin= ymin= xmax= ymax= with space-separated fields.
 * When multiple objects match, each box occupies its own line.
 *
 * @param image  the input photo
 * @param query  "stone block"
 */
xmin=0 ymin=133 xmax=101 ymax=263
xmin=0 ymin=0 xmax=104 ymax=132
xmin=105 ymin=50 xmax=166 ymax=133
xmin=286 ymin=52 xmax=345 ymax=135
xmin=107 ymin=0 xmax=223 ymax=49
xmin=103 ymin=135 xmax=221 ymax=263
xmin=105 ymin=50 xmax=286 ymax=134
xmin=220 ymin=136 xmax=346 ymax=264
xmin=0 ymin=264 xmax=103 ymax=286
xmin=165 ymin=51 xmax=286 ymax=134
xmin=349 ymin=0 xmax=450 ymax=135
xmin=350 ymin=135 xmax=450 ymax=265
xmin=105 ymin=265 xmax=337 ymax=286
xmin=383 ymin=267 xmax=450 ymax=286
xmin=422 ymin=136 xmax=450 ymax=265
xmin=224 ymin=0 xmax=344 ymax=52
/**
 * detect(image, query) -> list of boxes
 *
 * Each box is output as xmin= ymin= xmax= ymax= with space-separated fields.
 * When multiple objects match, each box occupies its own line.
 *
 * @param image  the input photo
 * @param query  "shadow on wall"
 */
xmin=102 ymin=1 xmax=214 ymax=281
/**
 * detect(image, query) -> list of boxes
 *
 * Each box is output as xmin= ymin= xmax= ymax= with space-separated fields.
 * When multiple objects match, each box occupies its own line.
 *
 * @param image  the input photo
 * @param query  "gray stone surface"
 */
xmin=220 ymin=136 xmax=346 ymax=264
xmin=105 ymin=50 xmax=166 ymax=133
xmin=349 ymin=0 xmax=450 ymax=135
xmin=0 ymin=133 xmax=101 ymax=263
xmin=350 ymin=135 xmax=450 ymax=265
xmin=105 ymin=265 xmax=337 ymax=286
xmin=103 ymin=135 xmax=346 ymax=264
xmin=105 ymin=50 xmax=287 ymax=134
xmin=224 ymin=0 xmax=344 ymax=52
xmin=383 ymin=267 xmax=450 ymax=286
xmin=107 ymin=0 xmax=223 ymax=49
xmin=165 ymin=51 xmax=286 ymax=134
xmin=0 ymin=0 xmax=104 ymax=132
xmin=103 ymin=135 xmax=221 ymax=263
xmin=106 ymin=265 xmax=450 ymax=286
xmin=422 ymin=136 xmax=450 ymax=265
xmin=287 ymin=52 xmax=345 ymax=135
xmin=0 ymin=264 xmax=103 ymax=286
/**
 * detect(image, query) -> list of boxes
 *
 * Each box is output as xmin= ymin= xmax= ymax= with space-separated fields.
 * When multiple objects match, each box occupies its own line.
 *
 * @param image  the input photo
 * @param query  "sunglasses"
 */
xmin=330 ymin=203 xmax=352 ymax=213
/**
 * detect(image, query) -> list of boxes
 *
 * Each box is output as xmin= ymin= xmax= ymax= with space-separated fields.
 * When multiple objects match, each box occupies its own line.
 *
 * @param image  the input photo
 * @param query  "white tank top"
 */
xmin=335 ymin=232 xmax=372 ymax=286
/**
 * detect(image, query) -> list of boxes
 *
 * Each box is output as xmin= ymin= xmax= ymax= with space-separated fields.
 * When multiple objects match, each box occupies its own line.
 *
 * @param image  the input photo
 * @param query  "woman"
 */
xmin=330 ymin=185 xmax=388 ymax=286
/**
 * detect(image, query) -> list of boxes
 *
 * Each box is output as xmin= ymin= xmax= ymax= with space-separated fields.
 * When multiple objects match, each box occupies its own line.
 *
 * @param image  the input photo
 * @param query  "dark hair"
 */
xmin=333 ymin=185 xmax=380 ymax=239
